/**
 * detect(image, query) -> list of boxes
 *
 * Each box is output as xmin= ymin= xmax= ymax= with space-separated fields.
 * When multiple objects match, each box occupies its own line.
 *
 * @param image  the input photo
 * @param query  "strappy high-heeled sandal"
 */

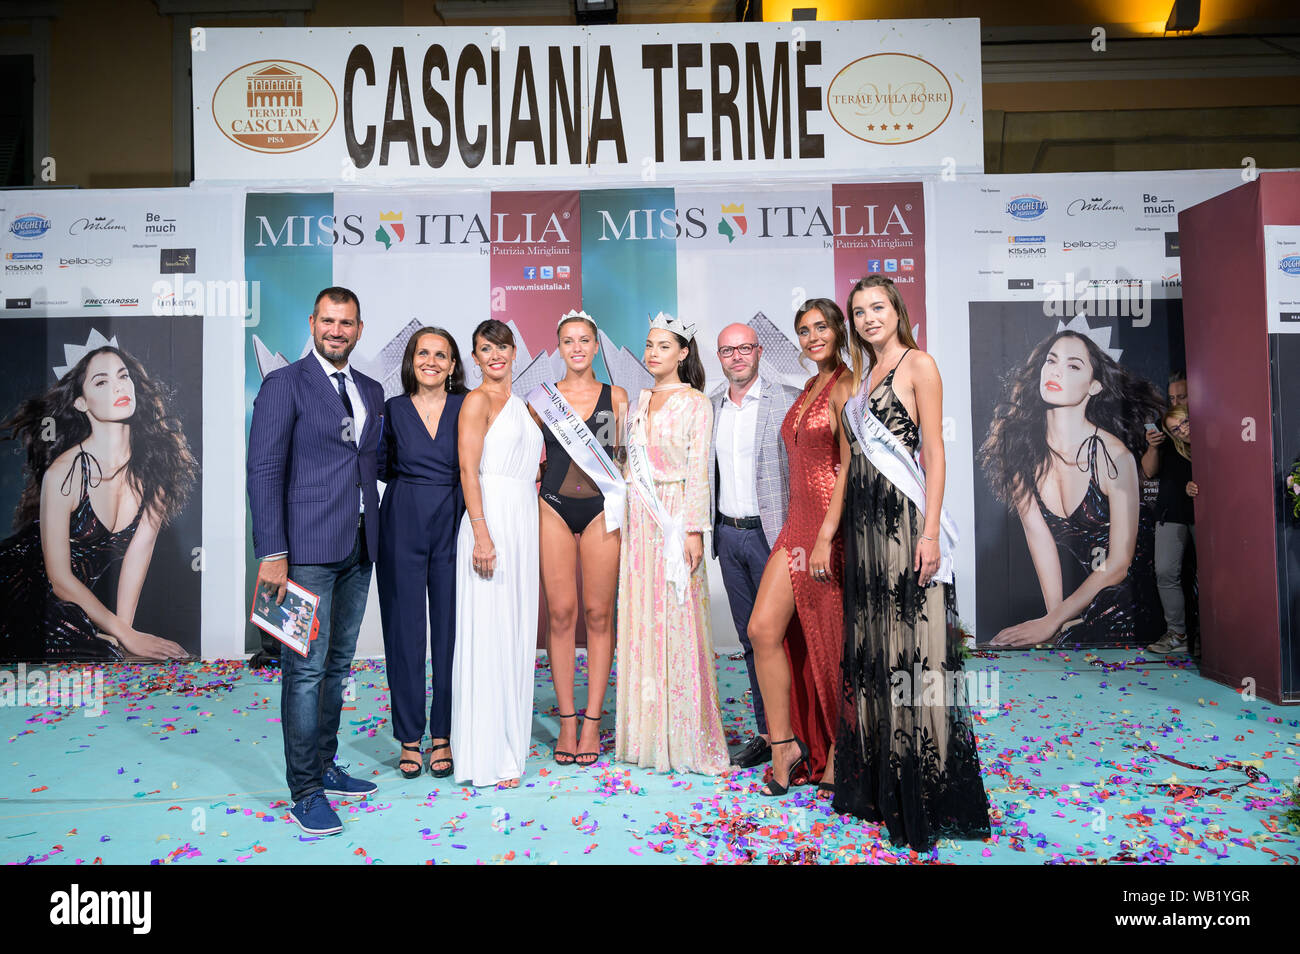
xmin=398 ymin=742 xmax=423 ymax=779
xmin=553 ymin=713 xmax=578 ymax=765
xmin=428 ymin=739 xmax=454 ymax=778
xmin=761 ymin=737 xmax=811 ymax=797
xmin=576 ymin=710 xmax=603 ymax=767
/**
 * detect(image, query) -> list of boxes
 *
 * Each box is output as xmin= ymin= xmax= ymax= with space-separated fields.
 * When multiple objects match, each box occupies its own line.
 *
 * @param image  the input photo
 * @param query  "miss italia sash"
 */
xmin=527 ymin=382 xmax=626 ymax=532
xmin=625 ymin=392 xmax=691 ymax=605
xmin=845 ymin=387 xmax=958 ymax=584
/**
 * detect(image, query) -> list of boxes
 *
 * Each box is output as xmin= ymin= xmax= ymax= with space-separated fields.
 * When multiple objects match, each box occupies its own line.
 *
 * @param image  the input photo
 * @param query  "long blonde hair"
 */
xmin=845 ymin=274 xmax=919 ymax=392
xmin=1163 ymin=404 xmax=1191 ymax=461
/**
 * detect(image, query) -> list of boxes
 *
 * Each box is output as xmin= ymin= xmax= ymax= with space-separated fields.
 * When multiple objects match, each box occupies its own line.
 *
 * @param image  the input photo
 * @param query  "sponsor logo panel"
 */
xmin=211 ymin=59 xmax=338 ymax=154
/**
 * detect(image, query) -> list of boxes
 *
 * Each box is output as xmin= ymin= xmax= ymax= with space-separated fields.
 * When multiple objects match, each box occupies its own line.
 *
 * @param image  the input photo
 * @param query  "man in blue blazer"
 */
xmin=708 ymin=323 xmax=799 ymax=769
xmin=247 ymin=286 xmax=384 ymax=836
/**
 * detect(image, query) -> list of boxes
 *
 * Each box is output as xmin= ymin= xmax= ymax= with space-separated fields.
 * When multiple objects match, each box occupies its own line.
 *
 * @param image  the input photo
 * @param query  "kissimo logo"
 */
xmin=212 ymin=60 xmax=337 ymax=154
xmin=1006 ymin=195 xmax=1047 ymax=220
xmin=1280 ymin=255 xmax=1300 ymax=276
xmin=374 ymin=211 xmax=405 ymax=250
xmin=718 ymin=203 xmax=747 ymax=243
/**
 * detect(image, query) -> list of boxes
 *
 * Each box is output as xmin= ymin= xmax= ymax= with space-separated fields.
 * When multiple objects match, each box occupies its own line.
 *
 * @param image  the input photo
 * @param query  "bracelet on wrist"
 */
xmin=470 ymin=516 xmax=486 ymax=523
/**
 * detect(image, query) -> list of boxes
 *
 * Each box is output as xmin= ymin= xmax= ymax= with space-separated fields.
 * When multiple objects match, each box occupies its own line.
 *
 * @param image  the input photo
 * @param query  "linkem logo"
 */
xmin=50 ymin=884 xmax=151 ymax=934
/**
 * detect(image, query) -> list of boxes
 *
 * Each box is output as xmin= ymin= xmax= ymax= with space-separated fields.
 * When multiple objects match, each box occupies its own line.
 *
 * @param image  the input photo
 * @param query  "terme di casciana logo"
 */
xmin=211 ymin=59 xmax=338 ymax=154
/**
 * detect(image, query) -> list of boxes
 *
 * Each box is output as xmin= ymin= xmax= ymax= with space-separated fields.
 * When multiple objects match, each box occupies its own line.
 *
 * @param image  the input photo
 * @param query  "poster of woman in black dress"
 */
xmin=975 ymin=313 xmax=1167 ymax=648
xmin=0 ymin=321 xmax=201 ymax=662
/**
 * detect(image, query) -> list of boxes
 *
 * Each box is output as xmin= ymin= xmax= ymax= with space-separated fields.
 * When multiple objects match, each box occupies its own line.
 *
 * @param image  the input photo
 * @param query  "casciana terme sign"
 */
xmin=192 ymin=20 xmax=982 ymax=184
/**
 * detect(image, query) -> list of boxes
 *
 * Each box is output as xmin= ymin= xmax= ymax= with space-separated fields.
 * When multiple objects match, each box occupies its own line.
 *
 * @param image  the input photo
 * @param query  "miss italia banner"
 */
xmin=241 ymin=180 xmax=927 ymax=655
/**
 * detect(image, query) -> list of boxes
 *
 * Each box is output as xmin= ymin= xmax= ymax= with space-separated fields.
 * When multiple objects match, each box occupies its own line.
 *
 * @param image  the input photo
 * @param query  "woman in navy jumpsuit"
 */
xmin=377 ymin=327 xmax=467 ymax=778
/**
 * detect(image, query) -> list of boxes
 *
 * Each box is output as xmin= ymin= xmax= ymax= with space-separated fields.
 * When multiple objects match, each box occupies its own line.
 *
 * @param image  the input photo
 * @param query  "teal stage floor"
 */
xmin=3 ymin=651 xmax=1297 ymax=865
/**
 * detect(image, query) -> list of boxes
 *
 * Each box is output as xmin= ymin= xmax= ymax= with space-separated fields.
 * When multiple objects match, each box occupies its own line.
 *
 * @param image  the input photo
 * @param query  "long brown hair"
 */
xmin=794 ymin=298 xmax=850 ymax=375
xmin=2 ymin=346 xmax=195 ymax=531
xmin=845 ymin=274 xmax=919 ymax=392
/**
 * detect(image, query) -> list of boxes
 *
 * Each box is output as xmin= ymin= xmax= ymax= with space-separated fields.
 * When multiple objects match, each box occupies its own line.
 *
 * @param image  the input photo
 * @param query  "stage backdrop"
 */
xmin=191 ymin=20 xmax=984 ymax=185
xmin=929 ymin=170 xmax=1244 ymax=647
xmin=242 ymin=180 xmax=928 ymax=657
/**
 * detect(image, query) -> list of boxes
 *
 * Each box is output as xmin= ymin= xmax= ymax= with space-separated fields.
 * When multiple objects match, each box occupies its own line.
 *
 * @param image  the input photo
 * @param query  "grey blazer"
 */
xmin=708 ymin=376 xmax=801 ymax=558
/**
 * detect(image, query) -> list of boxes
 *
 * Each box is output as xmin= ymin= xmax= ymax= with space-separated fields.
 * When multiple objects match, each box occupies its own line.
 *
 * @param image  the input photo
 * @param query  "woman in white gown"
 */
xmin=451 ymin=319 xmax=544 ymax=787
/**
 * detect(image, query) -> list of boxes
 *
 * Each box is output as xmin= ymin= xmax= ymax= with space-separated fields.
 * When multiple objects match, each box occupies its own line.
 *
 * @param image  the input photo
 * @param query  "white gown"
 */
xmin=451 ymin=393 xmax=544 ymax=785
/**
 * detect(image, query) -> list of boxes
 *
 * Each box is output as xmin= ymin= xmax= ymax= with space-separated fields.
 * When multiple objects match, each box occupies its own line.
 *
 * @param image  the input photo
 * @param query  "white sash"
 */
xmin=527 ymin=382 xmax=626 ymax=532
xmin=625 ymin=392 xmax=691 ymax=605
xmin=845 ymin=386 xmax=958 ymax=584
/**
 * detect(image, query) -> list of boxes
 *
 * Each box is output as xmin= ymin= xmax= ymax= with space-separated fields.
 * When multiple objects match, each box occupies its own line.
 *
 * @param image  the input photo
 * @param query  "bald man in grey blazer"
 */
xmin=708 ymin=323 xmax=800 ymax=768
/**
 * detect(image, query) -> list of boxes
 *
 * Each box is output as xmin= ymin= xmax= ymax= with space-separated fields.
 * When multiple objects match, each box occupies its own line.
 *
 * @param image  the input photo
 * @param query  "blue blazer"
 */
xmin=247 ymin=354 xmax=384 ymax=565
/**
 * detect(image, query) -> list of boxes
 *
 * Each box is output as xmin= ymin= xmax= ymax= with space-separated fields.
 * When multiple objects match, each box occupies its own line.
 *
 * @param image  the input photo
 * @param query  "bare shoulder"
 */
xmin=906 ymin=349 xmax=941 ymax=381
xmin=611 ymin=385 xmax=629 ymax=408
xmin=1096 ymin=428 xmax=1133 ymax=463
xmin=40 ymin=447 xmax=83 ymax=506
xmin=460 ymin=388 xmax=490 ymax=419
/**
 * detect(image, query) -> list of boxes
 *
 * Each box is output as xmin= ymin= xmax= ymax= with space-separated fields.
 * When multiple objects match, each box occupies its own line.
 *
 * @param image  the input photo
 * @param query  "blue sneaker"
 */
xmin=289 ymin=792 xmax=342 ymax=836
xmin=322 ymin=763 xmax=378 ymax=799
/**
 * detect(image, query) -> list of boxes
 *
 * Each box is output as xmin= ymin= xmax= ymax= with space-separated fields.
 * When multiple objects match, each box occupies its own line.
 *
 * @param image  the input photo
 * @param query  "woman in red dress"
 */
xmin=748 ymin=299 xmax=854 ymax=796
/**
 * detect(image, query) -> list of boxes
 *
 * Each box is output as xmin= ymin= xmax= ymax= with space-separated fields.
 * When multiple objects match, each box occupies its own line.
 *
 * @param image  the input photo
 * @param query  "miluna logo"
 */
xmin=50 ymin=884 xmax=151 ymax=934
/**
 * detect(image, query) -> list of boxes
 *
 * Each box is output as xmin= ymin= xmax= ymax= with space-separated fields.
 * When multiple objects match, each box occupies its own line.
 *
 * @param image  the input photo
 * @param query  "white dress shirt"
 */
xmin=313 ymin=348 xmax=366 ymax=512
xmin=716 ymin=376 xmax=762 ymax=519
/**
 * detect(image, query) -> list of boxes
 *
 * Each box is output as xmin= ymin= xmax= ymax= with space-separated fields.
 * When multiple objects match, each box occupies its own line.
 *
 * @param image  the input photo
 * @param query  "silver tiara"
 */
xmin=54 ymin=328 xmax=120 ymax=379
xmin=557 ymin=308 xmax=597 ymax=330
xmin=1057 ymin=312 xmax=1122 ymax=363
xmin=648 ymin=311 xmax=696 ymax=342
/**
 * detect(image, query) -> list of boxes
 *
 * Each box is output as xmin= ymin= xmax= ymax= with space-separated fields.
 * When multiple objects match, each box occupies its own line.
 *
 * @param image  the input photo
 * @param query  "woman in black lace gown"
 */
xmin=0 ymin=344 xmax=195 ymax=661
xmin=978 ymin=327 xmax=1165 ymax=648
xmin=834 ymin=275 xmax=990 ymax=852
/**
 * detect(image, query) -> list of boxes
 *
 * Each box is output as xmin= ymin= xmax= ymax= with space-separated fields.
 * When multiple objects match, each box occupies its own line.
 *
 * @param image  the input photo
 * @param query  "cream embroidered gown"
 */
xmin=614 ymin=388 xmax=729 ymax=775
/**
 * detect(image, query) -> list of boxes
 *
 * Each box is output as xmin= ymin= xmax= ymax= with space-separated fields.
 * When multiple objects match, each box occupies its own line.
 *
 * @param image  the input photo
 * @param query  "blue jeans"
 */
xmin=717 ymin=522 xmax=771 ymax=736
xmin=282 ymin=529 xmax=372 ymax=803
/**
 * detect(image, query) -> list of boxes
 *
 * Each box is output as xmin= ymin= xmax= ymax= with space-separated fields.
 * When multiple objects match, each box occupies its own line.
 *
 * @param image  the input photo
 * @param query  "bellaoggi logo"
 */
xmin=212 ymin=59 xmax=337 ymax=154
xmin=1280 ymin=255 xmax=1300 ymax=275
xmin=827 ymin=53 xmax=953 ymax=145
xmin=1005 ymin=195 xmax=1047 ymax=220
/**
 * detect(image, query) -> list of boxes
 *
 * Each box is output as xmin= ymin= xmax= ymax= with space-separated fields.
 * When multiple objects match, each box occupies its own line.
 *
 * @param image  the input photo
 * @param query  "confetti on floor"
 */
xmin=2 ymin=651 xmax=1296 ymax=865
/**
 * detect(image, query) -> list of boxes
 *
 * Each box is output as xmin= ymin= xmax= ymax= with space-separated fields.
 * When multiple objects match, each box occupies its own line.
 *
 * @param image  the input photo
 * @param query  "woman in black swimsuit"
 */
xmin=529 ymin=313 xmax=628 ymax=766
xmin=0 ymin=344 xmax=195 ymax=661
xmin=979 ymin=328 xmax=1164 ymax=647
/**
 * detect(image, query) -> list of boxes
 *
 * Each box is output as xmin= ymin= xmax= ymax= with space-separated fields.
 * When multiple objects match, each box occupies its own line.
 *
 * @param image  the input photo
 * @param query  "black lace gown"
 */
xmin=0 ymin=450 xmax=139 ymax=662
xmin=833 ymin=367 xmax=991 ymax=851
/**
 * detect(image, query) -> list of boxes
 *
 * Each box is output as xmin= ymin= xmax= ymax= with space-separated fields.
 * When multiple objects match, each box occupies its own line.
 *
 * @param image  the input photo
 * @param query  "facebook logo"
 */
xmin=523 ymin=266 xmax=537 ymax=280
xmin=867 ymin=259 xmax=882 ymax=272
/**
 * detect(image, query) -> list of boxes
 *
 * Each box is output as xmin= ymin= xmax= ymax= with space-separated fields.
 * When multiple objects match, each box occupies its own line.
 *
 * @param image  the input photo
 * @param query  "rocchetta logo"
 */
xmin=1006 ymin=195 xmax=1047 ymax=220
xmin=212 ymin=59 xmax=337 ymax=154
xmin=1280 ymin=255 xmax=1300 ymax=275
xmin=826 ymin=53 xmax=953 ymax=145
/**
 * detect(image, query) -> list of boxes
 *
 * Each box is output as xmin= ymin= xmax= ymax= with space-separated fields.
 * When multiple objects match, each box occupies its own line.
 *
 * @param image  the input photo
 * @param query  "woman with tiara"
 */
xmin=0 ymin=335 xmax=195 ymax=661
xmin=526 ymin=310 xmax=628 ymax=769
xmin=979 ymin=315 xmax=1165 ymax=647
xmin=614 ymin=313 xmax=729 ymax=776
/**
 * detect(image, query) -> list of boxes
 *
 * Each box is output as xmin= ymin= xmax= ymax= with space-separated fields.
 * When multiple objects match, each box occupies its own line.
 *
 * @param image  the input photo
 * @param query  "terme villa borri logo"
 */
xmin=826 ymin=53 xmax=953 ymax=146
xmin=212 ymin=60 xmax=337 ymax=153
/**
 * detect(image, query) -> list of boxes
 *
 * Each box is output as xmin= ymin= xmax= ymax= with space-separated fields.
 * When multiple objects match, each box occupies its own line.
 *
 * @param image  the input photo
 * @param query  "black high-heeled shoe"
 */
xmin=761 ymin=737 xmax=810 ymax=797
xmin=398 ymin=742 xmax=423 ymax=780
xmin=553 ymin=712 xmax=578 ymax=765
xmin=576 ymin=710 xmax=603 ymax=767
